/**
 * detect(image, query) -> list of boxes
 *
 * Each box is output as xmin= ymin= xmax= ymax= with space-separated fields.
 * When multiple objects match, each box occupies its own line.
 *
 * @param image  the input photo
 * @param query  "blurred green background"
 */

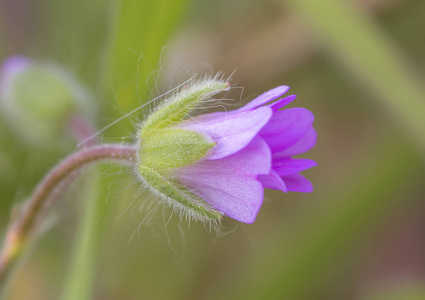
xmin=1 ymin=0 xmax=425 ymax=299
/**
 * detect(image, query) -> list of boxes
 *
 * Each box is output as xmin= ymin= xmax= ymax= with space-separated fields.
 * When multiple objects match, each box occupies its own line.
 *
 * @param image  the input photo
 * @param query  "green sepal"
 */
xmin=138 ymin=165 xmax=222 ymax=221
xmin=139 ymin=128 xmax=215 ymax=170
xmin=140 ymin=77 xmax=229 ymax=136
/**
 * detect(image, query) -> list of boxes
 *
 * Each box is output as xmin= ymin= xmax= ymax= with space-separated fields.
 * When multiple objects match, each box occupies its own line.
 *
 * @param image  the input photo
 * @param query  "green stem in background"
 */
xmin=0 ymin=145 xmax=138 ymax=290
xmin=63 ymin=114 xmax=99 ymax=300
xmin=285 ymin=0 xmax=425 ymax=155
xmin=62 ymin=167 xmax=100 ymax=300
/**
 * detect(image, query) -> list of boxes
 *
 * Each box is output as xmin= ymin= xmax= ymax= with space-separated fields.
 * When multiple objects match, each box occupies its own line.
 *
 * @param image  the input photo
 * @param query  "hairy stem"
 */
xmin=0 ymin=144 xmax=138 ymax=286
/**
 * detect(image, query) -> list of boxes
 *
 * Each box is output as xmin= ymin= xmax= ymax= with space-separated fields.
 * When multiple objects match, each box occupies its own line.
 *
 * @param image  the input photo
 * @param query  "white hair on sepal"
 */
xmin=134 ymin=170 xmax=222 ymax=228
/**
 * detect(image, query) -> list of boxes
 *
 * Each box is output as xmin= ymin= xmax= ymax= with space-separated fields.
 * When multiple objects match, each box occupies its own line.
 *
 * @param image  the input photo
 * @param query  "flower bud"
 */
xmin=0 ymin=56 xmax=93 ymax=146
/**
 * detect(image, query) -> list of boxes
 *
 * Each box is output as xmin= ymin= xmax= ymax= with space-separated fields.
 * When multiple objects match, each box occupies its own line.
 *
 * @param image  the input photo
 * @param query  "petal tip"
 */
xmin=231 ymin=210 xmax=259 ymax=224
xmin=271 ymin=94 xmax=297 ymax=111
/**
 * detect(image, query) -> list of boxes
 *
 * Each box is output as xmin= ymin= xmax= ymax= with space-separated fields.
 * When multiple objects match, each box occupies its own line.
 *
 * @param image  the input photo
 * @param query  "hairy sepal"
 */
xmin=139 ymin=128 xmax=215 ymax=170
xmin=140 ymin=77 xmax=229 ymax=135
xmin=138 ymin=165 xmax=222 ymax=222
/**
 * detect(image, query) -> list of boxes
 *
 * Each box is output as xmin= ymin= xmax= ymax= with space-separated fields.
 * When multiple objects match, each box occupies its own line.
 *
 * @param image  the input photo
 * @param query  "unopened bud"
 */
xmin=0 ymin=56 xmax=93 ymax=146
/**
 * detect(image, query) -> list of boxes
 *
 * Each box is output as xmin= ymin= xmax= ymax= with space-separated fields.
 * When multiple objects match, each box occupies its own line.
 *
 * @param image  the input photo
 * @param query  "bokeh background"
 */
xmin=1 ymin=0 xmax=425 ymax=299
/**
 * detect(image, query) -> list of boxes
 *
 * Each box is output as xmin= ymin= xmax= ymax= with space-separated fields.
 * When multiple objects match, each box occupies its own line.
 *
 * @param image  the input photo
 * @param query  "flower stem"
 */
xmin=0 ymin=144 xmax=138 ymax=287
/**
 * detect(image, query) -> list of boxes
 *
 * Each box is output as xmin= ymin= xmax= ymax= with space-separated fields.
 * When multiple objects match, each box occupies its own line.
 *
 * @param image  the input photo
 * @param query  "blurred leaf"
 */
xmin=39 ymin=0 xmax=112 ymax=87
xmin=62 ymin=169 xmax=100 ymax=300
xmin=284 ymin=0 xmax=425 ymax=155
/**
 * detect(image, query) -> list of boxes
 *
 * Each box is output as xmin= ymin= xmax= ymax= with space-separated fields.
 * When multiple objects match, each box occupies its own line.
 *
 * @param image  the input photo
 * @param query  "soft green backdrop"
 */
xmin=0 ymin=0 xmax=424 ymax=299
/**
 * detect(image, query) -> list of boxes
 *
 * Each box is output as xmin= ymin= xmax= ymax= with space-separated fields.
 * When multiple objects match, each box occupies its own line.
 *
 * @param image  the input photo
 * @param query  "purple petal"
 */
xmin=176 ymin=137 xmax=271 ymax=223
xmin=260 ymin=108 xmax=314 ymax=153
xmin=179 ymin=106 xmax=272 ymax=159
xmin=270 ymin=95 xmax=297 ymax=111
xmin=273 ymin=158 xmax=317 ymax=176
xmin=238 ymin=85 xmax=289 ymax=111
xmin=281 ymin=174 xmax=313 ymax=193
xmin=179 ymin=174 xmax=264 ymax=223
xmin=180 ymin=136 xmax=271 ymax=175
xmin=273 ymin=127 xmax=317 ymax=158
xmin=258 ymin=169 xmax=287 ymax=192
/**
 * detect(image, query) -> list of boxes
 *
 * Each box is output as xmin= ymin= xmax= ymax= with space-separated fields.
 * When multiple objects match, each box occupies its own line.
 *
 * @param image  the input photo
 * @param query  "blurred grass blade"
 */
xmin=285 ymin=0 xmax=425 ymax=154
xmin=40 ymin=0 xmax=112 ymax=87
xmin=62 ymin=169 xmax=100 ymax=300
xmin=104 ymin=0 xmax=191 ymax=114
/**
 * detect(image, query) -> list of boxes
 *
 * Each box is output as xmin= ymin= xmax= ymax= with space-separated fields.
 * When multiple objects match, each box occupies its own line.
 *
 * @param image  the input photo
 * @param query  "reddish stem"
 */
xmin=0 ymin=144 xmax=138 ymax=285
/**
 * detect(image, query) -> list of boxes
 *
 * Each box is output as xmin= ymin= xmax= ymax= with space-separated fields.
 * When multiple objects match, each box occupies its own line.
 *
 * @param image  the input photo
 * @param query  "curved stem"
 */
xmin=0 ymin=144 xmax=138 ymax=286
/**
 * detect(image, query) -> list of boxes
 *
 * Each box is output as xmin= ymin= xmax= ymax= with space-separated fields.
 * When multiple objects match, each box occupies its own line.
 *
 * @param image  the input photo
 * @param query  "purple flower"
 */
xmin=172 ymin=85 xmax=317 ymax=223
